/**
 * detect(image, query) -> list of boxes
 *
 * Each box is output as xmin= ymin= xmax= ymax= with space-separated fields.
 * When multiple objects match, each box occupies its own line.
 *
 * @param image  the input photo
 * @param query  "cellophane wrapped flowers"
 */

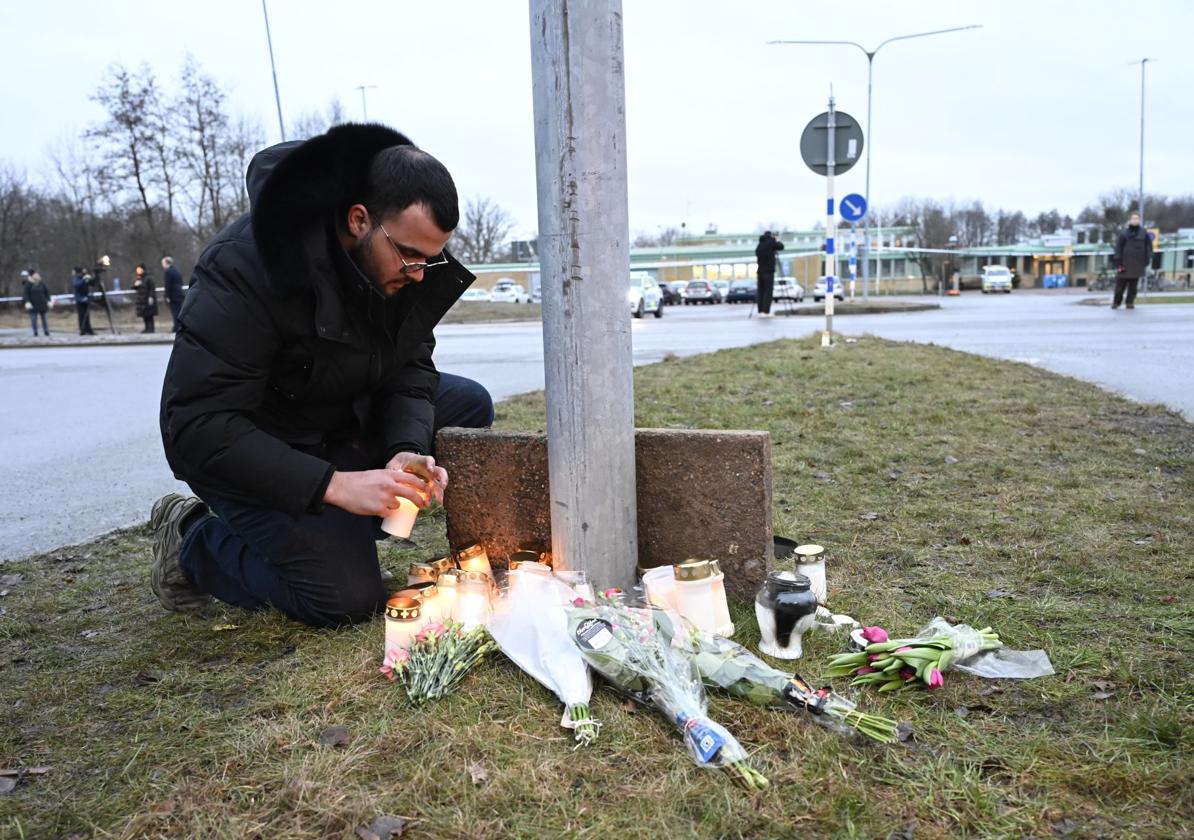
xmin=826 ymin=621 xmax=1002 ymax=692
xmin=565 ymin=597 xmax=769 ymax=790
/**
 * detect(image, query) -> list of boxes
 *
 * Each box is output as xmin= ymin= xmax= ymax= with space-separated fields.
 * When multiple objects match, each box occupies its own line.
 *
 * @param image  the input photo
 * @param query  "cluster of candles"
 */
xmin=641 ymin=559 xmax=734 ymax=637
xmin=384 ymin=541 xmax=560 ymax=652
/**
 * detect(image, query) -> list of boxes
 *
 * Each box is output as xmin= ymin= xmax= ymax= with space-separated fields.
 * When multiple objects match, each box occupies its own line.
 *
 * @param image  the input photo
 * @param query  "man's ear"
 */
xmin=346 ymin=204 xmax=371 ymax=238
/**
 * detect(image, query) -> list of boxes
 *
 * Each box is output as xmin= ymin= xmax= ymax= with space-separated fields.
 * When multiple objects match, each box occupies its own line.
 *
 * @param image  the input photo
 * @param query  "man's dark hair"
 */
xmin=361 ymin=146 xmax=459 ymax=233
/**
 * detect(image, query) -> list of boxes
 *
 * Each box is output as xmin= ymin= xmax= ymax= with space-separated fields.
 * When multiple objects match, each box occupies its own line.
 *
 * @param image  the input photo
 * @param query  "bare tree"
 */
xmin=87 ymin=64 xmax=175 ymax=254
xmin=289 ymin=97 xmax=347 ymax=141
xmin=451 ymin=196 xmax=515 ymax=264
xmin=0 ymin=165 xmax=37 ymax=298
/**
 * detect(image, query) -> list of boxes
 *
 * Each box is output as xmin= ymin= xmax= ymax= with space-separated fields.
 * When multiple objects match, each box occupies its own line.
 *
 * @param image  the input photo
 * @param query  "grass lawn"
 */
xmin=2 ymin=337 xmax=1191 ymax=839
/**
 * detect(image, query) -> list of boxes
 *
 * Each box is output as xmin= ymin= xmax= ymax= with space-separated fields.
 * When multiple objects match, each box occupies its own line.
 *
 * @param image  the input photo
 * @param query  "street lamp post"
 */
xmin=261 ymin=0 xmax=286 ymax=141
xmin=355 ymin=84 xmax=379 ymax=121
xmin=769 ymin=25 xmax=981 ymax=301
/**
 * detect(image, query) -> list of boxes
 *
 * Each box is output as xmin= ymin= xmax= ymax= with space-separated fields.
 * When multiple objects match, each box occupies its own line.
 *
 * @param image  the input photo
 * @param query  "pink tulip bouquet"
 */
xmin=825 ymin=624 xmax=1002 ymax=692
xmin=380 ymin=620 xmax=495 ymax=704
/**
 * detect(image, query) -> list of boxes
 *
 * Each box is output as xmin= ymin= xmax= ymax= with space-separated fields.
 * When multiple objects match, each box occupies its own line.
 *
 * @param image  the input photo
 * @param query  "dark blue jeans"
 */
xmin=30 ymin=312 xmax=49 ymax=335
xmin=179 ymin=372 xmax=495 ymax=627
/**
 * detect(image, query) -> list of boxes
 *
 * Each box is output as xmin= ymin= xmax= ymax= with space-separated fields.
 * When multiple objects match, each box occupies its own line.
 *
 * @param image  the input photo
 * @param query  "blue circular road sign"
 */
xmin=840 ymin=194 xmax=867 ymax=222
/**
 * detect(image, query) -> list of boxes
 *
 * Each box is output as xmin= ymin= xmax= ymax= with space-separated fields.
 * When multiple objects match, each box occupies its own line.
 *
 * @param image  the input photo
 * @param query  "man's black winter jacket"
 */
xmin=160 ymin=124 xmax=474 ymax=515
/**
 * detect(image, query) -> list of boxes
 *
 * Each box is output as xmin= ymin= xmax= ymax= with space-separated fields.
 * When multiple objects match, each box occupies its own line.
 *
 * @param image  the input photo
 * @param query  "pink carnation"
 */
xmin=861 ymin=626 xmax=889 ymax=644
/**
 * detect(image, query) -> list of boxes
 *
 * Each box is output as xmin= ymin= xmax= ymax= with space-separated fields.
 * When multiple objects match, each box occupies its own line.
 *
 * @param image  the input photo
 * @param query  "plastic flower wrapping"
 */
xmin=486 ymin=573 xmax=599 ymax=746
xmin=565 ymin=597 xmax=769 ymax=790
xmin=655 ymin=616 xmax=899 ymax=743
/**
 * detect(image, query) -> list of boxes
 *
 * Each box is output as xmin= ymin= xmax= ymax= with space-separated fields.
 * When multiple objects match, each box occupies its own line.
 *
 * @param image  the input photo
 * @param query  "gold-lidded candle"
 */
xmin=456 ymin=574 xmax=492 ymax=630
xmin=455 ymin=541 xmax=491 ymax=575
xmin=517 ymin=540 xmax=551 ymax=567
xmin=793 ymin=544 xmax=827 ymax=605
xmin=430 ymin=555 xmax=455 ymax=576
xmin=436 ymin=569 xmax=460 ymax=622
xmin=384 ymin=594 xmax=422 ymax=654
xmin=673 ymin=559 xmax=718 ymax=634
xmin=406 ymin=580 xmax=442 ymax=625
xmin=407 ymin=562 xmax=438 ymax=585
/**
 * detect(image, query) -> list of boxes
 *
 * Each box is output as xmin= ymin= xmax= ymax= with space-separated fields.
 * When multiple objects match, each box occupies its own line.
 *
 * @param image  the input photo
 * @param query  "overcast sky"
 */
xmin=2 ymin=0 xmax=1190 ymax=238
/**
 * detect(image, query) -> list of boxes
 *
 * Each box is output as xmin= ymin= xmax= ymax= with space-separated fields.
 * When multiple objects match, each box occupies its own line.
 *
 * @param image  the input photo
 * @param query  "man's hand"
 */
xmin=386 ymin=452 xmax=449 ymax=504
xmin=323 ymin=468 xmax=433 ymax=517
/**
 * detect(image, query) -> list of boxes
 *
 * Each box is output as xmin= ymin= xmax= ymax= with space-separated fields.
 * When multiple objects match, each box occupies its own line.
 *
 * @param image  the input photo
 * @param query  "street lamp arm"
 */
xmin=767 ymin=39 xmax=869 ymax=59
xmin=874 ymin=24 xmax=982 ymax=56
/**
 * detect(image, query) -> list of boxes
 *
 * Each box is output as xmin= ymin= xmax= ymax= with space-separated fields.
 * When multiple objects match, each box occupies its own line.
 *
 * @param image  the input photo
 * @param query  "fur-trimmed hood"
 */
xmin=248 ymin=123 xmax=414 ymax=293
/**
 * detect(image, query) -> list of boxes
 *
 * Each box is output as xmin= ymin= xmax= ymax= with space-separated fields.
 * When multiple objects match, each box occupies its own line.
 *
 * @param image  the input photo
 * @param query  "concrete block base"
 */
xmin=436 ymin=427 xmax=773 ymax=600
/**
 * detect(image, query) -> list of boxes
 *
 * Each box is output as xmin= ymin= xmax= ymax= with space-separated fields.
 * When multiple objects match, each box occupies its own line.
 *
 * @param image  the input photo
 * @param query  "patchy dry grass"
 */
xmin=2 ymin=337 xmax=1192 ymax=839
xmin=439 ymin=301 xmax=541 ymax=325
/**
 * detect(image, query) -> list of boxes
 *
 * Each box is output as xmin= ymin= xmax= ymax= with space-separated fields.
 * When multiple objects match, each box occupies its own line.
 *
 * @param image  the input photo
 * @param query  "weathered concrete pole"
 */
xmin=528 ymin=0 xmax=638 ymax=590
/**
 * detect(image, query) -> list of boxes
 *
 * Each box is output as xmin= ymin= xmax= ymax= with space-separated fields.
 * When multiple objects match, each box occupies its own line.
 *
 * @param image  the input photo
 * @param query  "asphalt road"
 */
xmin=1 ymin=290 xmax=1190 ymax=561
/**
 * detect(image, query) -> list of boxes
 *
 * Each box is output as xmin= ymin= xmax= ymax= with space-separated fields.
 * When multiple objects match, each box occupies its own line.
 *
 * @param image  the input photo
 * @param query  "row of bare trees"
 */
xmin=0 ymin=58 xmax=360 ymax=299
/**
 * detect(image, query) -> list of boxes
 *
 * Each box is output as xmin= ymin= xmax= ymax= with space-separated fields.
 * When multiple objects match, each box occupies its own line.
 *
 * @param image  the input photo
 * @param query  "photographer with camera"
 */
xmin=754 ymin=231 xmax=785 ymax=318
xmin=71 ymin=266 xmax=96 ymax=336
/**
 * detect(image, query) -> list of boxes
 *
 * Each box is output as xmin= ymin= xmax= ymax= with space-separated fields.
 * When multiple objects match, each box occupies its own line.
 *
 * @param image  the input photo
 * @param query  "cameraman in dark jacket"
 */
xmin=154 ymin=124 xmax=494 ymax=627
xmin=161 ymin=256 xmax=185 ymax=332
xmin=1112 ymin=211 xmax=1153 ymax=310
xmin=754 ymin=231 xmax=785 ymax=318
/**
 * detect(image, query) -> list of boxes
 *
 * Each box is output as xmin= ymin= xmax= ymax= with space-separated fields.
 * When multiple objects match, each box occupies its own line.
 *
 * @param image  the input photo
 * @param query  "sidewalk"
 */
xmin=0 ymin=328 xmax=176 ymax=349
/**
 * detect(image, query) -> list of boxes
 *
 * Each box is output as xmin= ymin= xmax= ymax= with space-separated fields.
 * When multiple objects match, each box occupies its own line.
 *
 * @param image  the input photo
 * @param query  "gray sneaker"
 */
xmin=149 ymin=493 xmax=211 ymax=614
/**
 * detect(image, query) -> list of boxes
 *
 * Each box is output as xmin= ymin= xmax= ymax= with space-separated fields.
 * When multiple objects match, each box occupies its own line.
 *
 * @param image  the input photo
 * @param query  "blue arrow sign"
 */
xmin=840 ymin=193 xmax=867 ymax=222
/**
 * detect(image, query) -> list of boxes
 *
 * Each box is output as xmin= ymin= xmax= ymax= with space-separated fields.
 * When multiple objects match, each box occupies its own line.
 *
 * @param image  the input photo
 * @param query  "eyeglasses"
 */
xmin=378 ymin=223 xmax=449 ymax=276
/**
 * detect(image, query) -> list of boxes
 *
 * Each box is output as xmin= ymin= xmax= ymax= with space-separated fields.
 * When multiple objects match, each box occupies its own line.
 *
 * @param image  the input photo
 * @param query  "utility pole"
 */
xmin=355 ymin=84 xmax=378 ymax=121
xmin=261 ymin=0 xmax=286 ymax=141
xmin=529 ymin=0 xmax=638 ymax=589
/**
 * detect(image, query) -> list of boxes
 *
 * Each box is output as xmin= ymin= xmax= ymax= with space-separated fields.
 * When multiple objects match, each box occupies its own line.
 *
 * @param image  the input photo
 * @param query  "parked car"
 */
xmin=460 ymin=288 xmax=491 ymax=302
xmin=658 ymin=281 xmax=684 ymax=305
xmin=773 ymin=278 xmax=805 ymax=302
xmin=490 ymin=280 xmax=531 ymax=303
xmin=531 ymin=286 xmax=542 ymax=304
xmin=683 ymin=280 xmax=722 ymax=304
xmin=981 ymin=265 xmax=1013 ymax=293
xmin=712 ymin=280 xmax=731 ymax=300
xmin=725 ymin=279 xmax=757 ymax=303
xmin=628 ymin=273 xmax=664 ymax=318
xmin=813 ymin=276 xmax=846 ymax=302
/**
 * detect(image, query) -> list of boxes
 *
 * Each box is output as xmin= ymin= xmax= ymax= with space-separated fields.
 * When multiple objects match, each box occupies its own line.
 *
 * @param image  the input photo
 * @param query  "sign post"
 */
xmin=800 ymin=99 xmax=863 ymax=347
xmin=839 ymin=193 xmax=867 ymax=304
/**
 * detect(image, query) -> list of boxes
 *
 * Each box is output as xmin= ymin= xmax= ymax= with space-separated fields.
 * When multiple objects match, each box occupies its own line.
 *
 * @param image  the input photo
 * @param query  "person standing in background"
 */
xmin=1112 ymin=211 xmax=1153 ymax=310
xmin=754 ymin=231 xmax=785 ymax=318
xmin=133 ymin=263 xmax=158 ymax=333
xmin=23 ymin=270 xmax=52 ymax=336
xmin=162 ymin=256 xmax=185 ymax=332
xmin=72 ymin=266 xmax=95 ymax=335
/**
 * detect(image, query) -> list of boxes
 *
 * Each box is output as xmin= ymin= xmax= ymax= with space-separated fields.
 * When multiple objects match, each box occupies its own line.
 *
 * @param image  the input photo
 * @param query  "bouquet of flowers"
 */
xmin=380 ymin=620 xmax=495 ymax=704
xmin=659 ymin=620 xmax=899 ymax=743
xmin=826 ymin=620 xmax=1002 ymax=692
xmin=565 ymin=598 xmax=769 ymax=790
xmin=487 ymin=574 xmax=599 ymax=746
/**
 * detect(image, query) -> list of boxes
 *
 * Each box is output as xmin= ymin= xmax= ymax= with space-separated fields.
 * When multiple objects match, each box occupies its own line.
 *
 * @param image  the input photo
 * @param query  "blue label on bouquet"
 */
xmin=676 ymin=712 xmax=724 ymax=764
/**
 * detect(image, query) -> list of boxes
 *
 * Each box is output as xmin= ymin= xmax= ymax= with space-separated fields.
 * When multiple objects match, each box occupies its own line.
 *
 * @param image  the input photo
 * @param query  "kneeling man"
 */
xmin=154 ymin=124 xmax=493 ymax=628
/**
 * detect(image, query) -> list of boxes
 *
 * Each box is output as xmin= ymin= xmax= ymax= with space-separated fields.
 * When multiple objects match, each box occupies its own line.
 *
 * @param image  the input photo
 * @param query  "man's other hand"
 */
xmin=323 ymin=468 xmax=433 ymax=517
xmin=386 ymin=452 xmax=449 ymax=504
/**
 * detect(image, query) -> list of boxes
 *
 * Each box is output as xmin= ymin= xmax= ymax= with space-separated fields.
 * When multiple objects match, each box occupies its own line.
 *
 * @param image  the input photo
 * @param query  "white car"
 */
xmin=490 ymin=281 xmax=531 ymax=303
xmin=813 ymin=276 xmax=846 ymax=302
xmin=628 ymin=273 xmax=664 ymax=318
xmin=460 ymin=288 xmax=491 ymax=302
xmin=712 ymin=280 xmax=731 ymax=300
xmin=773 ymin=278 xmax=805 ymax=302
xmin=981 ymin=265 xmax=1013 ymax=293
